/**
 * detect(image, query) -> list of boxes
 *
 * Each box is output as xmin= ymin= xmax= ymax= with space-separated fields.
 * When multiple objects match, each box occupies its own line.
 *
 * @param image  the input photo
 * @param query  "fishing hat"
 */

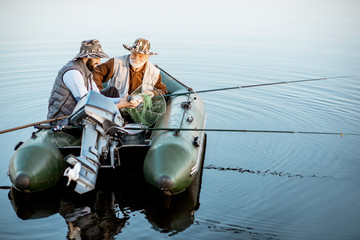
xmin=73 ymin=39 xmax=109 ymax=59
xmin=123 ymin=38 xmax=158 ymax=55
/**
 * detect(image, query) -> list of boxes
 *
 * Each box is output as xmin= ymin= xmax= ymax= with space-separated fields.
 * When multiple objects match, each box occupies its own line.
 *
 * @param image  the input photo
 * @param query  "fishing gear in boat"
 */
xmin=0 ymin=115 xmax=70 ymax=134
xmin=7 ymin=66 xmax=357 ymax=197
xmin=161 ymin=74 xmax=359 ymax=98
xmin=7 ymin=91 xmax=127 ymax=194
xmin=6 ymin=68 xmax=208 ymax=195
xmin=125 ymin=85 xmax=166 ymax=126
xmin=1 ymin=74 xmax=357 ymax=134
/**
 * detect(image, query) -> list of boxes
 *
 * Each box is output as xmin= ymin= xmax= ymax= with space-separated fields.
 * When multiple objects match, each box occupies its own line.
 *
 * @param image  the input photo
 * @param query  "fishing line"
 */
xmin=123 ymin=127 xmax=360 ymax=137
xmin=161 ymin=74 xmax=359 ymax=98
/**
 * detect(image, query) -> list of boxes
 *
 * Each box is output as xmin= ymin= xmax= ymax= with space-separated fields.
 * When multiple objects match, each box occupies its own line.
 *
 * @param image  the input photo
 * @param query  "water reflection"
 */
xmin=8 ymin=166 xmax=204 ymax=239
xmin=8 ymin=184 xmax=63 ymax=220
xmin=204 ymin=164 xmax=353 ymax=180
xmin=197 ymin=217 xmax=279 ymax=240
xmin=60 ymin=191 xmax=128 ymax=240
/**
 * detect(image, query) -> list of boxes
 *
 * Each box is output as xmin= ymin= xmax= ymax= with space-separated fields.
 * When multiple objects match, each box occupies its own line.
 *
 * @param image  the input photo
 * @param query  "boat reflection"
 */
xmin=8 ymin=182 xmax=64 ymax=220
xmin=8 ymin=163 xmax=204 ymax=238
xmin=108 ymin=166 xmax=204 ymax=235
xmin=59 ymin=190 xmax=128 ymax=239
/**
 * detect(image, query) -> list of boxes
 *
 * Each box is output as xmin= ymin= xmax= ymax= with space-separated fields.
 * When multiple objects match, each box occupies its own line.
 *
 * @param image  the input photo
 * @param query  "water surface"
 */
xmin=0 ymin=1 xmax=359 ymax=239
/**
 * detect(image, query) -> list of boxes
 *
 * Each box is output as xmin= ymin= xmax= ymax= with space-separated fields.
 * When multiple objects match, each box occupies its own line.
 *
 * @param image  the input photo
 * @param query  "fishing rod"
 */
xmin=124 ymin=127 xmax=360 ymax=137
xmin=2 ymin=119 xmax=358 ymax=137
xmin=1 ymin=75 xmax=357 ymax=135
xmin=0 ymin=115 xmax=70 ymax=135
xmin=161 ymin=75 xmax=358 ymax=97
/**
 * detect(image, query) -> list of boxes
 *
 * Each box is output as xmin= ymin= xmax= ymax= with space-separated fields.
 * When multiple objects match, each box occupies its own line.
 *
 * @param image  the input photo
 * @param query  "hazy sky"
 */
xmin=1 ymin=0 xmax=359 ymax=43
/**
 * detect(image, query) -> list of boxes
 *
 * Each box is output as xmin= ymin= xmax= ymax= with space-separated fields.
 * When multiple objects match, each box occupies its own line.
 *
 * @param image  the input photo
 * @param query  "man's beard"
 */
xmin=130 ymin=58 xmax=146 ymax=69
xmin=86 ymin=59 xmax=98 ymax=71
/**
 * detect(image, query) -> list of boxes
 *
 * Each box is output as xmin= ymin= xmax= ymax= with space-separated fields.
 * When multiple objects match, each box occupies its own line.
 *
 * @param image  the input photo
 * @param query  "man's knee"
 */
xmin=101 ymin=86 xmax=119 ymax=98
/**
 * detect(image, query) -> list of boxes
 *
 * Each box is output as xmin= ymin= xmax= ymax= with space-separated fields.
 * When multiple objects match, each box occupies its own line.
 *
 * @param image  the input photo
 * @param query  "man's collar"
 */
xmin=78 ymin=58 xmax=92 ymax=77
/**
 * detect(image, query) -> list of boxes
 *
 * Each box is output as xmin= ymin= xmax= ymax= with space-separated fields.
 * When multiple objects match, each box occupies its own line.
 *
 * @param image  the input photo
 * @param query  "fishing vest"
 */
xmin=47 ymin=59 xmax=92 ymax=125
xmin=110 ymin=55 xmax=160 ymax=98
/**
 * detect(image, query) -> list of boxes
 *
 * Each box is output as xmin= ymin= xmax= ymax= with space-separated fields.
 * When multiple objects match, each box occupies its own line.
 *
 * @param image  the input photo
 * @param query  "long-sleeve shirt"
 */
xmin=93 ymin=57 xmax=167 ymax=96
xmin=63 ymin=70 xmax=119 ymax=104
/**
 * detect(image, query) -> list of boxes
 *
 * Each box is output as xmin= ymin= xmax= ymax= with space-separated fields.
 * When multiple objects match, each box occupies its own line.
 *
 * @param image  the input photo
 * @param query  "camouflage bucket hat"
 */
xmin=74 ymin=39 xmax=109 ymax=59
xmin=123 ymin=38 xmax=158 ymax=55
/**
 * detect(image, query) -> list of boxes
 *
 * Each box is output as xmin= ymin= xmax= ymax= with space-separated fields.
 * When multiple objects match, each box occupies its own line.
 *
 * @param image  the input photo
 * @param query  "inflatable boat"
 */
xmin=8 ymin=67 xmax=207 ymax=195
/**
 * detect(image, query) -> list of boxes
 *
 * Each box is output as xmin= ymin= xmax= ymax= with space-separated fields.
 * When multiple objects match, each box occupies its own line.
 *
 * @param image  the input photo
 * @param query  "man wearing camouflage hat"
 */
xmin=93 ymin=38 xmax=167 ymax=107
xmin=47 ymin=39 xmax=136 ymax=126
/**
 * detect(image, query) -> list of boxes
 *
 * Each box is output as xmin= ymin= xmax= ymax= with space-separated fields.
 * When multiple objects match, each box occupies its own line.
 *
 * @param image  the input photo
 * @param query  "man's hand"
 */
xmin=116 ymin=96 xmax=139 ymax=109
xmin=142 ymin=90 xmax=154 ymax=98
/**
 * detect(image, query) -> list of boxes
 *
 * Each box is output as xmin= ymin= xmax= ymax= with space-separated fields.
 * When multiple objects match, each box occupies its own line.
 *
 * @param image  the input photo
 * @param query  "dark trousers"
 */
xmin=100 ymin=86 xmax=119 ymax=98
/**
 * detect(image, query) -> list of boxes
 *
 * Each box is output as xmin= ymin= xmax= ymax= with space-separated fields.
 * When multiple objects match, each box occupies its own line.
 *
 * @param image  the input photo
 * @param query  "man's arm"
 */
xmin=64 ymin=69 xmax=122 ymax=105
xmin=153 ymin=75 xmax=168 ymax=96
xmin=63 ymin=70 xmax=99 ymax=102
xmin=93 ymin=58 xmax=115 ymax=90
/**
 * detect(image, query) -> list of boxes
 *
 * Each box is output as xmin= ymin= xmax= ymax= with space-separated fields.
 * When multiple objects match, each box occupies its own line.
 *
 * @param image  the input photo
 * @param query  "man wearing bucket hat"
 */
xmin=47 ymin=39 xmax=136 ymax=126
xmin=93 ymin=38 xmax=167 ymax=104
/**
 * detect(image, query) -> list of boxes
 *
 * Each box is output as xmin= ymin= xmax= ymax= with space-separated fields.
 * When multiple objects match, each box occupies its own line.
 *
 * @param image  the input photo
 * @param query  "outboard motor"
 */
xmin=64 ymin=91 xmax=126 ymax=194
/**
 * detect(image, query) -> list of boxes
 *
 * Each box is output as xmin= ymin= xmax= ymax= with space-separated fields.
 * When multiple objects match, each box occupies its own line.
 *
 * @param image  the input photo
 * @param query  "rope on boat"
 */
xmin=162 ymin=75 xmax=359 ymax=97
xmin=123 ymin=127 xmax=360 ymax=137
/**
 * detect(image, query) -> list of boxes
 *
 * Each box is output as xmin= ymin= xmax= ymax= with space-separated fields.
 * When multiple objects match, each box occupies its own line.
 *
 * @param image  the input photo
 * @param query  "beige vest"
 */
xmin=110 ymin=55 xmax=160 ymax=98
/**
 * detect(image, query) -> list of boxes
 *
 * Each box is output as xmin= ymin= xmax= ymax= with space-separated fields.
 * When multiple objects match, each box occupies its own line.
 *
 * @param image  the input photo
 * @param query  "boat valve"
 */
xmin=186 ymin=116 xmax=194 ymax=123
xmin=193 ymin=136 xmax=200 ymax=147
xmin=31 ymin=132 xmax=37 ymax=139
xmin=14 ymin=173 xmax=30 ymax=191
xmin=181 ymin=102 xmax=191 ymax=109
xmin=157 ymin=175 xmax=174 ymax=191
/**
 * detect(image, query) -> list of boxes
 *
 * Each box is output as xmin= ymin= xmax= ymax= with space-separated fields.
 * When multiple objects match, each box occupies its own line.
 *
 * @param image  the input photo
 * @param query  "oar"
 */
xmin=161 ymin=75 xmax=358 ymax=97
xmin=0 ymin=115 xmax=70 ymax=135
xmin=124 ymin=127 xmax=360 ymax=137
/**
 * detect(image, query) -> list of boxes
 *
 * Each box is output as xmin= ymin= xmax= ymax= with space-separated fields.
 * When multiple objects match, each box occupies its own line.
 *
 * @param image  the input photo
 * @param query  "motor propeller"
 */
xmin=64 ymin=162 xmax=81 ymax=186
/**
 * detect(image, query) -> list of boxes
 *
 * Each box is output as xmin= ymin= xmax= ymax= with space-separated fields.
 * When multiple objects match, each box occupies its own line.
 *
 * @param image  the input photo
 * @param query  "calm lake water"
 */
xmin=1 ymin=1 xmax=360 ymax=239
